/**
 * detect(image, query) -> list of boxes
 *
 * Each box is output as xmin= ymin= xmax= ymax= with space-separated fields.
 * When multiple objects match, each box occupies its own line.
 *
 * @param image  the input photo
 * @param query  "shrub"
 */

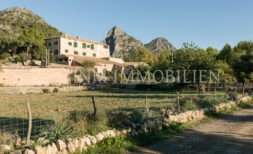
xmin=15 ymin=56 xmax=21 ymax=62
xmin=0 ymin=52 xmax=11 ymax=60
xmin=107 ymin=111 xmax=131 ymax=128
xmin=0 ymin=132 xmax=15 ymax=145
xmin=86 ymin=136 xmax=134 ymax=154
xmin=180 ymin=96 xmax=199 ymax=111
xmin=182 ymin=102 xmax=198 ymax=111
xmin=53 ymin=88 xmax=59 ymax=93
xmin=18 ymin=53 xmax=31 ymax=65
xmin=227 ymin=91 xmax=238 ymax=101
xmin=238 ymin=100 xmax=253 ymax=108
xmin=42 ymin=88 xmax=50 ymax=93
xmin=41 ymin=121 xmax=72 ymax=143
xmin=68 ymin=110 xmax=108 ymax=136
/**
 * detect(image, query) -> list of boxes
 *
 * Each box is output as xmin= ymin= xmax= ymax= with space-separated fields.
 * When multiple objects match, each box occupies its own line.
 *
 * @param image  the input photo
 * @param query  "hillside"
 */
xmin=0 ymin=7 xmax=61 ymax=60
xmin=103 ymin=26 xmax=144 ymax=59
xmin=145 ymin=37 xmax=176 ymax=54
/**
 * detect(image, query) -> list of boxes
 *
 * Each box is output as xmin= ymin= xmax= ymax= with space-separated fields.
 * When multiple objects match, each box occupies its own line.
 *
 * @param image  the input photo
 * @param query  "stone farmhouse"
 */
xmin=45 ymin=34 xmax=142 ymax=75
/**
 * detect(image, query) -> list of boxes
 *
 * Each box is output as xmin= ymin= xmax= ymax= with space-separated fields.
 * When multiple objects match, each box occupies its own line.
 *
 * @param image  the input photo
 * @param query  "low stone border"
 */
xmin=0 ymin=86 xmax=86 ymax=94
xmin=163 ymin=96 xmax=251 ymax=124
xmin=2 ymin=96 xmax=251 ymax=154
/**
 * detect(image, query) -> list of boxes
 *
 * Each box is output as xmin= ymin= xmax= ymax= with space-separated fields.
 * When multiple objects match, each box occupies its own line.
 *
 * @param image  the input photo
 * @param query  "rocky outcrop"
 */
xmin=145 ymin=37 xmax=176 ymax=54
xmin=103 ymin=26 xmax=144 ymax=58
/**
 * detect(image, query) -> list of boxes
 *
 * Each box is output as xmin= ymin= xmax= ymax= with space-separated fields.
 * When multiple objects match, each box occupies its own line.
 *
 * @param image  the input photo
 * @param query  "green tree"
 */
xmin=152 ymin=49 xmax=171 ymax=73
xmin=134 ymin=48 xmax=155 ymax=64
xmin=232 ymin=49 xmax=253 ymax=94
xmin=218 ymin=43 xmax=233 ymax=64
xmin=172 ymin=43 xmax=217 ymax=94
xmin=82 ymin=60 xmax=95 ymax=71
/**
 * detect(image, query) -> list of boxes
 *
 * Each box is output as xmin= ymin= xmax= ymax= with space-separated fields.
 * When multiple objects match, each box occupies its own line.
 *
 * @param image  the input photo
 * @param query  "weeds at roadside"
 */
xmin=84 ymin=99 xmax=253 ymax=154
xmin=42 ymin=88 xmax=50 ymax=93
xmin=40 ymin=121 xmax=72 ymax=144
xmin=84 ymin=122 xmax=191 ymax=154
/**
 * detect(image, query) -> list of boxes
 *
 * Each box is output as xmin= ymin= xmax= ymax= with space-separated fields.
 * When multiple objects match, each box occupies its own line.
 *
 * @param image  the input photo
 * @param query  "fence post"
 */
xmin=91 ymin=96 xmax=97 ymax=120
xmin=26 ymin=101 xmax=32 ymax=146
xmin=145 ymin=93 xmax=150 ymax=117
xmin=214 ymin=83 xmax=217 ymax=98
xmin=177 ymin=91 xmax=180 ymax=112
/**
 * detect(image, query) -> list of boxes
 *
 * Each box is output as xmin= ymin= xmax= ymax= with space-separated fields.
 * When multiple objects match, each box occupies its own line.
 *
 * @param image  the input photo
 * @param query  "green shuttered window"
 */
xmin=91 ymin=44 xmax=94 ymax=50
xmin=74 ymin=42 xmax=78 ymax=47
xmin=82 ymin=43 xmax=86 ymax=48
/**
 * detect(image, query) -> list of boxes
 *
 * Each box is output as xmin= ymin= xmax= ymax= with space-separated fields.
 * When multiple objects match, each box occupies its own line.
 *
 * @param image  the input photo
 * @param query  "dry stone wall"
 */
xmin=163 ymin=96 xmax=251 ymax=124
xmin=0 ymin=86 xmax=85 ymax=94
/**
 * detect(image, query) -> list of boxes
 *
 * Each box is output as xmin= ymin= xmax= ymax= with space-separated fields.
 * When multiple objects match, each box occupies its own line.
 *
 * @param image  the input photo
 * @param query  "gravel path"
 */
xmin=133 ymin=108 xmax=253 ymax=154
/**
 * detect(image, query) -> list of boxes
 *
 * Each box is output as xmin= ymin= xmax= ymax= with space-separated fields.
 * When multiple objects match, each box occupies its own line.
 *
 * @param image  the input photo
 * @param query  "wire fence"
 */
xmin=0 ymin=83 xmax=252 ymax=143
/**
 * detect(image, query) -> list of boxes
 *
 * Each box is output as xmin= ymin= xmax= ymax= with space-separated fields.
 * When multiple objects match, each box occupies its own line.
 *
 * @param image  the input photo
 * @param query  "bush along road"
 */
xmin=133 ymin=99 xmax=253 ymax=154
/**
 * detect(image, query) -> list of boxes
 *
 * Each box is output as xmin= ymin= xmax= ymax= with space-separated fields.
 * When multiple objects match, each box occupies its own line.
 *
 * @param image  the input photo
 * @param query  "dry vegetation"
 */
xmin=0 ymin=89 xmax=226 ymax=119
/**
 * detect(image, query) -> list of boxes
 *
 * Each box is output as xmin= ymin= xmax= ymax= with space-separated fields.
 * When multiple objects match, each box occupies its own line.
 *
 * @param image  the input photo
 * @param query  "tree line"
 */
xmin=127 ymin=41 xmax=253 ymax=93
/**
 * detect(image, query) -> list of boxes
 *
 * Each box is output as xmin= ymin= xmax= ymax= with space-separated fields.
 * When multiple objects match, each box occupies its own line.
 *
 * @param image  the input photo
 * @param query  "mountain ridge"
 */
xmin=103 ymin=26 xmax=176 ymax=58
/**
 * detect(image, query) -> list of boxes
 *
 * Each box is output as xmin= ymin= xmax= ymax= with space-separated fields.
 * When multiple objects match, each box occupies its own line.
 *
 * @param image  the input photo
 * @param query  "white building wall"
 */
xmin=45 ymin=36 xmax=110 ymax=58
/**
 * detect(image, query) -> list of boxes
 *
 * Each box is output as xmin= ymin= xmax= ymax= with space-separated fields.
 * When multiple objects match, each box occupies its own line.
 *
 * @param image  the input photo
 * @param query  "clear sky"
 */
xmin=1 ymin=0 xmax=253 ymax=50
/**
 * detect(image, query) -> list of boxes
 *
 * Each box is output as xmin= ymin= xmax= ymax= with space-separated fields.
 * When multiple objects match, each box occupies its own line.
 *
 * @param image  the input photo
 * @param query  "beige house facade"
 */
xmin=45 ymin=34 xmax=146 ymax=75
xmin=45 ymin=34 xmax=110 ymax=58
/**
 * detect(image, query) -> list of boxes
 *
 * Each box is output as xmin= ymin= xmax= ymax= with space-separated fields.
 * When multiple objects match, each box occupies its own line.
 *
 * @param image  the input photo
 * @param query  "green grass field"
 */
xmin=0 ymin=88 xmax=227 ymax=139
xmin=0 ymin=89 xmax=226 ymax=119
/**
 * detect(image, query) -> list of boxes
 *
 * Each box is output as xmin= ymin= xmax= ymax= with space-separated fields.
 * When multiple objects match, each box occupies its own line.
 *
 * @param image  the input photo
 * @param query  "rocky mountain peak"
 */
xmin=0 ymin=7 xmax=46 ymax=24
xmin=103 ymin=26 xmax=144 ymax=58
xmin=145 ymin=37 xmax=176 ymax=54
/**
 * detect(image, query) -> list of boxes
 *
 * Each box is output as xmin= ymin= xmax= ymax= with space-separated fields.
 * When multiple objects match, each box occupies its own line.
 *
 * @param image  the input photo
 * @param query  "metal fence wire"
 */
xmin=0 ymin=83 xmax=252 ymax=142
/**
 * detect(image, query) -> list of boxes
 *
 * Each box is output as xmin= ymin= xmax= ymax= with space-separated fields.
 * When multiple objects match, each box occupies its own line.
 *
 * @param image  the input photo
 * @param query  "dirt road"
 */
xmin=133 ymin=108 xmax=253 ymax=154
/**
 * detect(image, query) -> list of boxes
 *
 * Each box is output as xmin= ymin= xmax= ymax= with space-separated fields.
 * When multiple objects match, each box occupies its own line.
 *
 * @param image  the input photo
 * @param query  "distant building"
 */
xmin=45 ymin=34 xmax=145 ymax=75
xmin=45 ymin=33 xmax=110 ymax=58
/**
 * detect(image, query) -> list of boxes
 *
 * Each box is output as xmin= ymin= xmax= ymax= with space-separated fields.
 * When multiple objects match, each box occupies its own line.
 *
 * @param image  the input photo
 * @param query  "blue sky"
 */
xmin=1 ymin=0 xmax=253 ymax=50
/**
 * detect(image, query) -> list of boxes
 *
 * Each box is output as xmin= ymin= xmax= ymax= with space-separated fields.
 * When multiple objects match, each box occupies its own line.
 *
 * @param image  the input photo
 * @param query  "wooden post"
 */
xmin=145 ymin=93 xmax=150 ymax=117
xmin=91 ymin=96 xmax=96 ymax=119
xmin=45 ymin=48 xmax=47 ymax=67
xmin=26 ymin=102 xmax=32 ymax=145
xmin=177 ymin=91 xmax=180 ymax=112
xmin=214 ymin=83 xmax=217 ymax=98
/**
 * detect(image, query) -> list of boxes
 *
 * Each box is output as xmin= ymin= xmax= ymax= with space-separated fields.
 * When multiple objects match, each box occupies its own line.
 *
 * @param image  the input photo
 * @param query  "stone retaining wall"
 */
xmin=164 ymin=96 xmax=251 ymax=123
xmin=0 ymin=86 xmax=85 ymax=94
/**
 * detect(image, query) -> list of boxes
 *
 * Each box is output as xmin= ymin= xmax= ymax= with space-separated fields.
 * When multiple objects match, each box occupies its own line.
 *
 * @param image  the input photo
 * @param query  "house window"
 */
xmin=74 ymin=51 xmax=78 ymax=55
xmin=68 ymin=42 xmax=72 ymax=46
xmin=54 ymin=49 xmax=58 ymax=55
xmin=103 ymin=45 xmax=108 ymax=49
xmin=54 ymin=41 xmax=58 ymax=45
xmin=82 ymin=52 xmax=86 ymax=56
xmin=65 ymin=50 xmax=68 ymax=53
xmin=82 ymin=43 xmax=86 ymax=48
xmin=74 ymin=42 xmax=78 ymax=47
xmin=93 ymin=53 xmax=96 ymax=57
xmin=48 ymin=42 xmax=51 ymax=46
xmin=91 ymin=44 xmax=94 ymax=50
xmin=87 ymin=45 xmax=90 ymax=48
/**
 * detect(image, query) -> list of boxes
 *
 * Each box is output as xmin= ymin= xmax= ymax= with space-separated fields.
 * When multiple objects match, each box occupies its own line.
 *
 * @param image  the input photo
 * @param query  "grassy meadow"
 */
xmin=0 ymin=88 xmax=227 ymax=140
